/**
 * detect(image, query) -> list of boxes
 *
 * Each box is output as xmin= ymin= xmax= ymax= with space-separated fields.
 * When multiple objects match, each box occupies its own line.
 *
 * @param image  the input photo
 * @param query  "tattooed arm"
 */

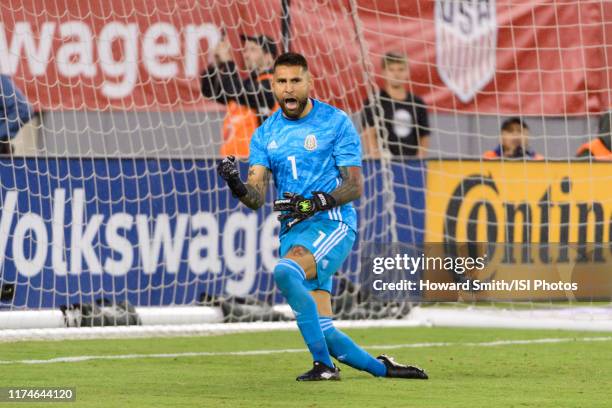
xmin=330 ymin=166 xmax=363 ymax=206
xmin=240 ymin=165 xmax=271 ymax=210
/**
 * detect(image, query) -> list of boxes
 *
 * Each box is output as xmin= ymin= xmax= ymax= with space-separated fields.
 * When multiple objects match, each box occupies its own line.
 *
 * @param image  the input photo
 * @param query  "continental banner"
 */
xmin=424 ymin=160 xmax=612 ymax=301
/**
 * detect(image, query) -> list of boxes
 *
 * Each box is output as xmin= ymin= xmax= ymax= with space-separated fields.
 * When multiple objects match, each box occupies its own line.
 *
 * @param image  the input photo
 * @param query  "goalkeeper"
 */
xmin=218 ymin=52 xmax=428 ymax=381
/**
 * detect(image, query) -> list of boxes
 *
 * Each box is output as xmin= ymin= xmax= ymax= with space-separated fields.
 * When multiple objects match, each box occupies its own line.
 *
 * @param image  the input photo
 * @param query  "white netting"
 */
xmin=0 ymin=1 xmax=610 ymax=333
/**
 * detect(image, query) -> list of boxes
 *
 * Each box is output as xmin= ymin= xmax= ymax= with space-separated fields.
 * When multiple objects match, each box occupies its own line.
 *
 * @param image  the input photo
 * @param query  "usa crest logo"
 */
xmin=435 ymin=0 xmax=497 ymax=103
xmin=304 ymin=134 xmax=317 ymax=151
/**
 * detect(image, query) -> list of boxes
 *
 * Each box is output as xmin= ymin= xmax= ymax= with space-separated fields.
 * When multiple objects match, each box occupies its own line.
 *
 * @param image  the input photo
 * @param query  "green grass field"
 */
xmin=1 ymin=327 xmax=611 ymax=408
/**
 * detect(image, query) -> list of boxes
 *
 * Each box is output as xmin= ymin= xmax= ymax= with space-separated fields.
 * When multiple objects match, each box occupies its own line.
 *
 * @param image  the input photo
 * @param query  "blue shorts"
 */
xmin=279 ymin=218 xmax=356 ymax=293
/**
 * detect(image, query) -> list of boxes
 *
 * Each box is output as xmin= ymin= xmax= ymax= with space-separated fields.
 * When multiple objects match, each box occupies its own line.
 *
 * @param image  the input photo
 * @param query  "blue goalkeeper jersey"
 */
xmin=249 ymin=98 xmax=362 ymax=235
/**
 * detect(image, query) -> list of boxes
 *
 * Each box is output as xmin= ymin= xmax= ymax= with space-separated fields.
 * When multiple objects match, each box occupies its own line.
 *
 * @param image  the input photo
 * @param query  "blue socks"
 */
xmin=273 ymin=258 xmax=387 ymax=376
xmin=273 ymin=259 xmax=334 ymax=368
xmin=320 ymin=317 xmax=388 ymax=377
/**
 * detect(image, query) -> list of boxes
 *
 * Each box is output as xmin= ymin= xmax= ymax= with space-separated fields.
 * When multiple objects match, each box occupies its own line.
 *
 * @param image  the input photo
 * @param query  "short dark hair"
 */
xmin=273 ymin=52 xmax=308 ymax=72
xmin=501 ymin=117 xmax=529 ymax=131
xmin=382 ymin=52 xmax=407 ymax=69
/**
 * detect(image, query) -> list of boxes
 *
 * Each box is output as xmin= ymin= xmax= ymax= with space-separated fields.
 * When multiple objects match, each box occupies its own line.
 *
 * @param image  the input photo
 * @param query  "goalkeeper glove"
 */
xmin=217 ymin=156 xmax=247 ymax=198
xmin=273 ymin=191 xmax=336 ymax=229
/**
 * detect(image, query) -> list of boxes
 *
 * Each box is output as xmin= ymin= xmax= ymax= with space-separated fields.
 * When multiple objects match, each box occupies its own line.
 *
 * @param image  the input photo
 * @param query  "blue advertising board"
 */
xmin=0 ymin=158 xmax=425 ymax=308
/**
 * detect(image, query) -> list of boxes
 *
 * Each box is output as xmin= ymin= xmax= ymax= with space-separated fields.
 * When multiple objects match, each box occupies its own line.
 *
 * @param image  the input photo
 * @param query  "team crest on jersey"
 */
xmin=304 ymin=134 xmax=318 ymax=151
xmin=435 ymin=0 xmax=497 ymax=103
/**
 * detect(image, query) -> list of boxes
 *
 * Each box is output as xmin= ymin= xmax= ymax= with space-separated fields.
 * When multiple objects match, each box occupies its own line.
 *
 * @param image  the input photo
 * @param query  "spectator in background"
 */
xmin=201 ymin=34 xmax=278 ymax=158
xmin=576 ymin=111 xmax=612 ymax=160
xmin=483 ymin=117 xmax=543 ymax=160
xmin=360 ymin=52 xmax=430 ymax=158
xmin=0 ymin=75 xmax=33 ymax=154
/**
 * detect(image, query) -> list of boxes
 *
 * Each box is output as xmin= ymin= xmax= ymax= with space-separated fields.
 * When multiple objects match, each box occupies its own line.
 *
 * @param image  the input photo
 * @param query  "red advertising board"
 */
xmin=0 ymin=0 xmax=609 ymax=114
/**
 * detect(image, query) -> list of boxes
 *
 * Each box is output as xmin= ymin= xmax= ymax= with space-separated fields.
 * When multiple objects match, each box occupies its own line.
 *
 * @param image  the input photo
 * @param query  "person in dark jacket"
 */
xmin=201 ymin=34 xmax=278 ymax=157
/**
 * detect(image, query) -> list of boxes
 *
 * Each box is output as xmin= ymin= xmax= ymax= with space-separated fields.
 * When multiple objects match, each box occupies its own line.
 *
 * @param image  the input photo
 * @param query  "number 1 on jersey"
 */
xmin=288 ymin=156 xmax=298 ymax=179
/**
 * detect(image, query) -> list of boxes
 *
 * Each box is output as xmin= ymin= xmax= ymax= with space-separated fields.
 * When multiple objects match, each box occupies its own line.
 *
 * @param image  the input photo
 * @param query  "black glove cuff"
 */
xmin=314 ymin=191 xmax=336 ymax=210
xmin=227 ymin=177 xmax=248 ymax=198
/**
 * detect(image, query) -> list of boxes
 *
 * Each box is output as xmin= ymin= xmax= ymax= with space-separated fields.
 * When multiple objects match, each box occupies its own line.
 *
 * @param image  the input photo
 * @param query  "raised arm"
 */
xmin=201 ymin=39 xmax=244 ymax=105
xmin=217 ymin=157 xmax=270 ymax=211
xmin=201 ymin=61 xmax=243 ymax=105
xmin=241 ymin=164 xmax=271 ymax=210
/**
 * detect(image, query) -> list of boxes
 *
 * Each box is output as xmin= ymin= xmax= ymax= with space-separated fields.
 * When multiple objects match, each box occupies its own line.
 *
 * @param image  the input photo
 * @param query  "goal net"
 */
xmin=0 ymin=0 xmax=611 ymax=335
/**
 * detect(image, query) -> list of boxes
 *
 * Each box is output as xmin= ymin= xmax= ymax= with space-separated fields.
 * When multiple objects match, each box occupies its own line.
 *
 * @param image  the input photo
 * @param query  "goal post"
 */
xmin=0 ymin=1 xmax=611 ymax=337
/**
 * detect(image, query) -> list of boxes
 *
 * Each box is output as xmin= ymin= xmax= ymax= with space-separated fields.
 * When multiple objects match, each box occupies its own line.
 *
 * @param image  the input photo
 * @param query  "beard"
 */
xmin=278 ymin=95 xmax=309 ymax=119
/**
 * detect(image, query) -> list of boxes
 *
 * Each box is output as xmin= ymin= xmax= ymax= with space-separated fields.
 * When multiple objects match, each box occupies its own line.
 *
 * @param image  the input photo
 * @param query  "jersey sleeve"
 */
xmin=333 ymin=116 xmax=363 ymax=167
xmin=248 ymin=128 xmax=270 ymax=168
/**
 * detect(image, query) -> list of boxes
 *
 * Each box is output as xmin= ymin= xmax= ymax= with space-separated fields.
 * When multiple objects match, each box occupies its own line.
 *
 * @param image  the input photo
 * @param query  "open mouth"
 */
xmin=284 ymin=97 xmax=298 ymax=110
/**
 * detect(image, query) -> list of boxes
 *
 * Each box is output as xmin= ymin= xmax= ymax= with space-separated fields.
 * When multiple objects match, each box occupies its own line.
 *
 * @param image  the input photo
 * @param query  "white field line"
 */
xmin=2 ymin=336 xmax=611 ymax=365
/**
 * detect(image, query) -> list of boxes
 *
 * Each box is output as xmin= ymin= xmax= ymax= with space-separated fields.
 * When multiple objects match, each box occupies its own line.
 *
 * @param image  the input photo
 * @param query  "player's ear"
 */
xmin=305 ymin=70 xmax=313 ymax=87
